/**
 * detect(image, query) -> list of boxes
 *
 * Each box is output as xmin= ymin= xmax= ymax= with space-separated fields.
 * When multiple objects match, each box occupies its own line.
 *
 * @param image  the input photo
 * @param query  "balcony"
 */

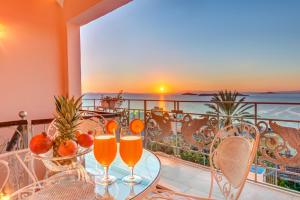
xmin=2 ymin=0 xmax=299 ymax=199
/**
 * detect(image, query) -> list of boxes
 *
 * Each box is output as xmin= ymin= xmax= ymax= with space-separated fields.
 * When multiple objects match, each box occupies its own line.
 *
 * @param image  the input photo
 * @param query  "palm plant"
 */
xmin=205 ymin=90 xmax=254 ymax=126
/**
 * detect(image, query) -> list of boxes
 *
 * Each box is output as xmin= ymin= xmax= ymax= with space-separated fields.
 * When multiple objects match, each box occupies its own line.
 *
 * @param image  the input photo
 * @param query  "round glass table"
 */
xmin=85 ymin=149 xmax=161 ymax=199
xmin=9 ymin=149 xmax=161 ymax=200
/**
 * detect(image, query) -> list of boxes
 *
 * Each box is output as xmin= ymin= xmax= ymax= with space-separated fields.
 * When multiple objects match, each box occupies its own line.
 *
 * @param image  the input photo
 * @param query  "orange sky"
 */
xmin=80 ymin=0 xmax=300 ymax=94
xmin=82 ymin=70 xmax=300 ymax=93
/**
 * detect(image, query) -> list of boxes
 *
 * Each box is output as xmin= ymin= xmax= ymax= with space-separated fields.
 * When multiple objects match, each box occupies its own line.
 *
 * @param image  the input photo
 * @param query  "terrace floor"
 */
xmin=156 ymin=153 xmax=300 ymax=200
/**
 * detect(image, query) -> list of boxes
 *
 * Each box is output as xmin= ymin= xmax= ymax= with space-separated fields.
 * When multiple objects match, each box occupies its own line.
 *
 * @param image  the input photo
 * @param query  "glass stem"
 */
xmin=104 ymin=166 xmax=109 ymax=180
xmin=129 ymin=166 xmax=134 ymax=179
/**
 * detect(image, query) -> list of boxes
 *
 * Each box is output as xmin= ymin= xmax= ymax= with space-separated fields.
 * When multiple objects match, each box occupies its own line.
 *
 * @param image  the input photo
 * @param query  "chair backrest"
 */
xmin=0 ymin=149 xmax=37 ymax=195
xmin=209 ymin=123 xmax=260 ymax=200
xmin=0 ymin=137 xmax=9 ymax=154
xmin=0 ymin=160 xmax=10 ymax=192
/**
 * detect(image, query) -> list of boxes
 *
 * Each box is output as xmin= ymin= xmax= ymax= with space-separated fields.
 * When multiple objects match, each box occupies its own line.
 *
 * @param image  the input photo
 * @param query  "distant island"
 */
xmin=256 ymin=91 xmax=300 ymax=94
xmin=181 ymin=92 xmax=198 ymax=95
xmin=258 ymin=92 xmax=276 ymax=94
xmin=182 ymin=92 xmax=248 ymax=96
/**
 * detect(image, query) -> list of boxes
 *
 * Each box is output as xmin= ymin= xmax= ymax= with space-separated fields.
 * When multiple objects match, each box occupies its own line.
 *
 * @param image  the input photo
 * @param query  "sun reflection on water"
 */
xmin=158 ymin=94 xmax=167 ymax=111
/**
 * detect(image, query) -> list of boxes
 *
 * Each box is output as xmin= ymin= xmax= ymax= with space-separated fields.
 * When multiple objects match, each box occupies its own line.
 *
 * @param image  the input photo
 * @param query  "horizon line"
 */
xmin=83 ymin=89 xmax=300 ymax=94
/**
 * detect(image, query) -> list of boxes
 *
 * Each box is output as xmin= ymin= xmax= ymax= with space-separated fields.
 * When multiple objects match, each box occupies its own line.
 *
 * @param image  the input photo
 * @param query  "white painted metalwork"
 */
xmin=0 ymin=160 xmax=9 ymax=192
xmin=0 ymin=149 xmax=37 ymax=196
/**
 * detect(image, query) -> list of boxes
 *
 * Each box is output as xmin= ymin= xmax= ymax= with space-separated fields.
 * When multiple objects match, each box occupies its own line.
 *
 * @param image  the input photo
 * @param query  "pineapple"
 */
xmin=53 ymin=96 xmax=82 ymax=158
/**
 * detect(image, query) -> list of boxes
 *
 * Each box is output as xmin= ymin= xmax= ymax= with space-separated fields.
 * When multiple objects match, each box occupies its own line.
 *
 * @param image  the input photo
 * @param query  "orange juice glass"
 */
xmin=94 ymin=134 xmax=117 ymax=185
xmin=119 ymin=127 xmax=143 ymax=184
xmin=120 ymin=135 xmax=143 ymax=167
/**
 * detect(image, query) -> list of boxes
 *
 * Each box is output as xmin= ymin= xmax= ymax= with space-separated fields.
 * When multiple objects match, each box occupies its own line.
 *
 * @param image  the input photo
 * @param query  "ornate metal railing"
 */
xmin=83 ymin=98 xmax=300 ymax=193
xmin=1 ymin=100 xmax=300 ymax=193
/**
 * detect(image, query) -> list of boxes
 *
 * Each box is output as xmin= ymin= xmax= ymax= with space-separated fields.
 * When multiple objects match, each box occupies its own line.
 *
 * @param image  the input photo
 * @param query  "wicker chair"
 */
xmin=146 ymin=123 xmax=260 ymax=200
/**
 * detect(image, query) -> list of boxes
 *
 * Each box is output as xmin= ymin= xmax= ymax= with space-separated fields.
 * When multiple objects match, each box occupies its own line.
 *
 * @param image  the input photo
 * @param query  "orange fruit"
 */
xmin=129 ymin=119 xmax=144 ymax=134
xmin=106 ymin=120 xmax=118 ymax=134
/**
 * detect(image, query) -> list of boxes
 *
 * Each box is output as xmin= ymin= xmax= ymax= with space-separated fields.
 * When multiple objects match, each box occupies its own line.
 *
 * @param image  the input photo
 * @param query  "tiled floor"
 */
xmin=156 ymin=154 xmax=300 ymax=200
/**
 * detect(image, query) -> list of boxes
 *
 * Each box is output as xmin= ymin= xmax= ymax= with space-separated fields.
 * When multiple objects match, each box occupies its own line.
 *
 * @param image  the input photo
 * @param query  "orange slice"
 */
xmin=106 ymin=120 xmax=118 ymax=134
xmin=130 ymin=119 xmax=144 ymax=134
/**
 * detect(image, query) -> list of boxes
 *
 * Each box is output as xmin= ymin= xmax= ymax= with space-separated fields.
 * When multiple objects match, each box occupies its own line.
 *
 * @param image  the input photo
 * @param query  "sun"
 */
xmin=159 ymin=86 xmax=165 ymax=93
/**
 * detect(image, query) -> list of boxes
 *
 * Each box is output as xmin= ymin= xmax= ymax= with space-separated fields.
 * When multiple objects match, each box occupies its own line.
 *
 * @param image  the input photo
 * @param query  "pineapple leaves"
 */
xmin=53 ymin=95 xmax=83 ymax=141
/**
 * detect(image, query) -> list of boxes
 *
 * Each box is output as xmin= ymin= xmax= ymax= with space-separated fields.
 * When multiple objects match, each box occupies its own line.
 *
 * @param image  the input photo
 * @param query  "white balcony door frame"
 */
xmin=65 ymin=0 xmax=131 ymax=97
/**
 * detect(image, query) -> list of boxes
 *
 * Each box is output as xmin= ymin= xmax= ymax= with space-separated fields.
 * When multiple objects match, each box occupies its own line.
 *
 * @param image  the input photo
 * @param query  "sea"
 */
xmin=83 ymin=92 xmax=300 ymax=127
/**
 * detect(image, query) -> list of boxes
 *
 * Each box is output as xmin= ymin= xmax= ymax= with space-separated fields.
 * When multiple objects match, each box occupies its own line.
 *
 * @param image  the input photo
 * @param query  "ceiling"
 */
xmin=56 ymin=0 xmax=64 ymax=7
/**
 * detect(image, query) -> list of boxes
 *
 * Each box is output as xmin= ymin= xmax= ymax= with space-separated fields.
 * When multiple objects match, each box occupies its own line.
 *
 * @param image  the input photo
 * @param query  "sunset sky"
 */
xmin=80 ymin=0 xmax=300 ymax=93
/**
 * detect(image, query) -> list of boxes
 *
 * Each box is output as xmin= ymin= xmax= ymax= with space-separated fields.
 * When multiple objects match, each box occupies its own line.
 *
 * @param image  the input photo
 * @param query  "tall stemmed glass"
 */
xmin=93 ymin=120 xmax=118 ymax=185
xmin=120 ymin=119 xmax=144 ymax=184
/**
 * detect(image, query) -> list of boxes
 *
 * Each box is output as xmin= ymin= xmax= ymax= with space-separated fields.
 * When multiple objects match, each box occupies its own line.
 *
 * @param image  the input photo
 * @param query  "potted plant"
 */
xmin=101 ymin=90 xmax=124 ymax=110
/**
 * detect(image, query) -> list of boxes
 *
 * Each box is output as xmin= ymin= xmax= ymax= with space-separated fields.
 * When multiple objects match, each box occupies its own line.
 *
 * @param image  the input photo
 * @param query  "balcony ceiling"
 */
xmin=56 ymin=0 xmax=64 ymax=7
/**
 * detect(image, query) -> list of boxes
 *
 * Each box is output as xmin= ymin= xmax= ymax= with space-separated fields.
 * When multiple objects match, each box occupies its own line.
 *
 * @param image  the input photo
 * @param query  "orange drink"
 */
xmin=93 ymin=134 xmax=117 ymax=185
xmin=120 ymin=135 xmax=143 ymax=167
xmin=120 ymin=122 xmax=144 ymax=185
xmin=94 ymin=135 xmax=117 ymax=167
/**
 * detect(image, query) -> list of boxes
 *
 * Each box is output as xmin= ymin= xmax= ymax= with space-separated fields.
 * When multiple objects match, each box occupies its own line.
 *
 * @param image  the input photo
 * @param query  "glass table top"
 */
xmin=85 ymin=148 xmax=161 ymax=199
xmin=8 ymin=148 xmax=160 ymax=200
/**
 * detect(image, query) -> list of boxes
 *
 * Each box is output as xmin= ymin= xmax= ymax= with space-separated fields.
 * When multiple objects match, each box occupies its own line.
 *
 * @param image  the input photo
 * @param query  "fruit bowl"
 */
xmin=29 ymin=97 xmax=106 ymax=172
xmin=31 ymin=146 xmax=93 ymax=172
xmin=31 ymin=115 xmax=103 ymax=172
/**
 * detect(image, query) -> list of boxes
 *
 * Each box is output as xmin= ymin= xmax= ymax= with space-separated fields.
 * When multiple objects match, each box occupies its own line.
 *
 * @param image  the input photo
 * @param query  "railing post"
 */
xmin=174 ymin=101 xmax=176 ymax=111
xmin=19 ymin=111 xmax=28 ymax=148
xmin=254 ymin=103 xmax=258 ymax=182
xmin=7 ymin=111 xmax=29 ymax=151
xmin=93 ymin=99 xmax=96 ymax=111
xmin=127 ymin=100 xmax=131 ymax=123
xmin=254 ymin=103 xmax=258 ymax=125
xmin=275 ymin=165 xmax=278 ymax=186
xmin=143 ymin=100 xmax=147 ymax=146
xmin=177 ymin=101 xmax=180 ymax=110
xmin=143 ymin=100 xmax=147 ymax=123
